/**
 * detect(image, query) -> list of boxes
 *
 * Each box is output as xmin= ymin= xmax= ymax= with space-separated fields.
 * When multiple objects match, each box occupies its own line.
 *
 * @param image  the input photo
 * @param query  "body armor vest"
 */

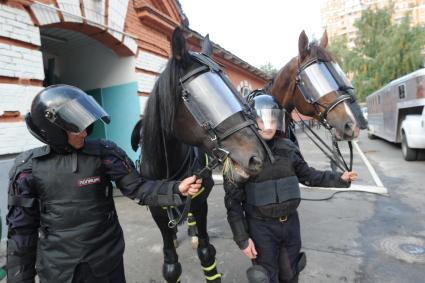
xmin=32 ymin=146 xmax=124 ymax=283
xmin=244 ymin=139 xmax=301 ymax=218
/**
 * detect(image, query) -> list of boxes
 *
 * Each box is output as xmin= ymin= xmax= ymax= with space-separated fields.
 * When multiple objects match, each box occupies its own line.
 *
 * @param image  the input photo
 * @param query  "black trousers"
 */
xmin=248 ymin=212 xmax=301 ymax=283
xmin=71 ymin=259 xmax=126 ymax=283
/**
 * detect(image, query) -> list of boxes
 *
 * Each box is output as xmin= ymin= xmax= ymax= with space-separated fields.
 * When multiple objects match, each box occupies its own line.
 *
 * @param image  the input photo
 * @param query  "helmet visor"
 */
xmin=51 ymin=95 xmax=110 ymax=133
xmin=255 ymin=108 xmax=285 ymax=132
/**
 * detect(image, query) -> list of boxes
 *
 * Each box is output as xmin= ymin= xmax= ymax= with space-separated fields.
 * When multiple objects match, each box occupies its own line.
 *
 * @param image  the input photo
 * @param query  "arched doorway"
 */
xmin=40 ymin=25 xmax=140 ymax=160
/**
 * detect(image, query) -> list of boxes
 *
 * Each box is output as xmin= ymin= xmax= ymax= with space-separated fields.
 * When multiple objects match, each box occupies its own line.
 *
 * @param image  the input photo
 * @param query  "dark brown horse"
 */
xmin=270 ymin=31 xmax=367 ymax=141
xmin=133 ymin=27 xmax=270 ymax=283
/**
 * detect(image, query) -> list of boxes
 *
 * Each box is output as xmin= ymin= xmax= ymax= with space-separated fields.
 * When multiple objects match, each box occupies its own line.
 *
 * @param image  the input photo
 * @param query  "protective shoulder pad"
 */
xmin=83 ymin=139 xmax=127 ymax=161
xmin=8 ymin=146 xmax=49 ymax=181
xmin=274 ymin=138 xmax=299 ymax=154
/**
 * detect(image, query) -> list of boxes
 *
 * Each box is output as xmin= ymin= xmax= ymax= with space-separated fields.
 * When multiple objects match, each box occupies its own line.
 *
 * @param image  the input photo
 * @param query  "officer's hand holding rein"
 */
xmin=178 ymin=175 xmax=202 ymax=196
xmin=341 ymin=171 xmax=358 ymax=182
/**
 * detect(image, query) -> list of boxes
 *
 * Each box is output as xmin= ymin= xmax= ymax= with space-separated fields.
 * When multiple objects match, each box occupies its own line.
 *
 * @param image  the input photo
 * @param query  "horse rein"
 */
xmin=161 ymin=121 xmax=230 ymax=228
xmin=294 ymin=110 xmax=353 ymax=172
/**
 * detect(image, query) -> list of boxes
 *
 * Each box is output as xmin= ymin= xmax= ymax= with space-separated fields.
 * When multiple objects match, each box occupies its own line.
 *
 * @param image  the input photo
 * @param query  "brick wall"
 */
xmin=0 ymin=0 xmax=267 ymax=155
xmin=0 ymin=4 xmax=40 ymax=45
xmin=0 ymin=3 xmax=44 ymax=155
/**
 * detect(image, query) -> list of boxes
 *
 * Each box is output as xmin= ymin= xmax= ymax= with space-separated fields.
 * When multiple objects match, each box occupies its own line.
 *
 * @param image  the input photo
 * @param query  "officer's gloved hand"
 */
xmin=178 ymin=175 xmax=202 ymax=196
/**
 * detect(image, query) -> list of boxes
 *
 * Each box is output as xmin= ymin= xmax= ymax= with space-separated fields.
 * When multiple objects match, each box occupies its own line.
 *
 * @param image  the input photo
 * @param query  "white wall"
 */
xmin=57 ymin=40 xmax=136 ymax=91
xmin=0 ymin=83 xmax=44 ymax=155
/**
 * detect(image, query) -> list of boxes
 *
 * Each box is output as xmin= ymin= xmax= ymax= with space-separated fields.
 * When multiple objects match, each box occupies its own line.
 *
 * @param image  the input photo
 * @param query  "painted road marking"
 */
xmin=300 ymin=183 xmax=388 ymax=195
xmin=353 ymin=140 xmax=385 ymax=187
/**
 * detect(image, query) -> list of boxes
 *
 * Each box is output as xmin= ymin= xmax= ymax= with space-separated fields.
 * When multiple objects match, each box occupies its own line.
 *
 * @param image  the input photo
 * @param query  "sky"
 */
xmin=179 ymin=0 xmax=325 ymax=70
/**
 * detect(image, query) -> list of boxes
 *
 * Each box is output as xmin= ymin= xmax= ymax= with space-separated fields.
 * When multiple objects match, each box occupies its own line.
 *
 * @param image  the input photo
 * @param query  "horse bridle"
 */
xmin=295 ymin=58 xmax=355 ymax=130
xmin=180 ymin=52 xmax=274 ymax=165
xmin=165 ymin=52 xmax=274 ymax=228
xmin=294 ymin=57 xmax=354 ymax=172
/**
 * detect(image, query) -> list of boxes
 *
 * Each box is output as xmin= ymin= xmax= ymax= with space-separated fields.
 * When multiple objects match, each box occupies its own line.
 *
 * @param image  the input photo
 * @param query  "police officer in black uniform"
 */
xmin=6 ymin=85 xmax=202 ymax=283
xmin=224 ymin=93 xmax=358 ymax=283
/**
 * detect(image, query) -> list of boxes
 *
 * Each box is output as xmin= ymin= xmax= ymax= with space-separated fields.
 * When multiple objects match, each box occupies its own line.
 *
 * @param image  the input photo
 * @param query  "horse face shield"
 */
xmin=180 ymin=52 xmax=274 ymax=165
xmin=296 ymin=60 xmax=353 ymax=103
xmin=182 ymin=71 xmax=243 ymax=128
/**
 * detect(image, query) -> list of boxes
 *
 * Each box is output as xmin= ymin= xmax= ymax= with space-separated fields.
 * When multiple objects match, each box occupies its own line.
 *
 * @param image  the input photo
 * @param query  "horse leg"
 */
xmin=150 ymin=207 xmax=182 ymax=283
xmin=193 ymin=202 xmax=222 ymax=283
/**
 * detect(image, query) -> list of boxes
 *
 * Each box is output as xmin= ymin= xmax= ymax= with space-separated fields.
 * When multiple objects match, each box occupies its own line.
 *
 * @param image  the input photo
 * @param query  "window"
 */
xmin=240 ymin=86 xmax=251 ymax=97
xmin=238 ymin=80 xmax=252 ymax=97
xmin=398 ymin=84 xmax=406 ymax=99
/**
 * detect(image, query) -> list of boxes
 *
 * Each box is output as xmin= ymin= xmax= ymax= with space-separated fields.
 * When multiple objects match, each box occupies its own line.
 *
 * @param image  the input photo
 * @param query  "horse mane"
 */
xmin=141 ymin=57 xmax=182 ymax=179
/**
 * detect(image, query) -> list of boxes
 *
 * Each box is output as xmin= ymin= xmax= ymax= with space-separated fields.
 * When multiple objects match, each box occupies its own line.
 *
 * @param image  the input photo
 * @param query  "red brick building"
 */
xmin=0 ymin=0 xmax=269 ymax=157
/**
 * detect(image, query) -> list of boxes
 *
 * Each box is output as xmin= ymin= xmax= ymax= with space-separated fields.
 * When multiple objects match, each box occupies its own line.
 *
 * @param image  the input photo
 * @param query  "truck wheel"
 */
xmin=367 ymin=129 xmax=376 ymax=139
xmin=401 ymin=132 xmax=417 ymax=161
xmin=368 ymin=132 xmax=376 ymax=139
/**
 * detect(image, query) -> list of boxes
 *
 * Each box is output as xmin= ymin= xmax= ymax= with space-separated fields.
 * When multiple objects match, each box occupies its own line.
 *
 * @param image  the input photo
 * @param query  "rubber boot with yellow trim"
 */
xmin=162 ymin=248 xmax=182 ymax=283
xmin=197 ymin=237 xmax=222 ymax=283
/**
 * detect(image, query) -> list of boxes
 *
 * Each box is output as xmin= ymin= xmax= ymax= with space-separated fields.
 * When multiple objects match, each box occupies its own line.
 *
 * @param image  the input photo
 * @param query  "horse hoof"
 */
xmin=191 ymin=236 xmax=198 ymax=249
xmin=173 ymin=239 xmax=179 ymax=248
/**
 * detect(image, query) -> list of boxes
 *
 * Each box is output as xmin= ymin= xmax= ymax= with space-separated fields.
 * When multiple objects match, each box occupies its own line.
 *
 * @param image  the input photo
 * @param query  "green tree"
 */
xmin=328 ymin=5 xmax=425 ymax=101
xmin=259 ymin=62 xmax=278 ymax=78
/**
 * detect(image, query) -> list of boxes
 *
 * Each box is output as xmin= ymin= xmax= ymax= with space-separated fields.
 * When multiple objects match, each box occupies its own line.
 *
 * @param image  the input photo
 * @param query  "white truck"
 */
xmin=400 ymin=106 xmax=425 ymax=160
xmin=367 ymin=69 xmax=425 ymax=161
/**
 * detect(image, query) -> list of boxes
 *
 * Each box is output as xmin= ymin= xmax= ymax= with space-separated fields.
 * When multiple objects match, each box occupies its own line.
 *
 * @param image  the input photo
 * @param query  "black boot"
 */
xmin=197 ymin=237 xmax=221 ymax=283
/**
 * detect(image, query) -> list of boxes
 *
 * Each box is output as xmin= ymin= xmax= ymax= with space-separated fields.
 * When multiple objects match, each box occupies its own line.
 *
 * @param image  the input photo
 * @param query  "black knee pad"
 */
xmin=279 ymin=252 xmax=306 ymax=283
xmin=197 ymin=242 xmax=216 ymax=266
xmin=246 ymin=265 xmax=270 ymax=283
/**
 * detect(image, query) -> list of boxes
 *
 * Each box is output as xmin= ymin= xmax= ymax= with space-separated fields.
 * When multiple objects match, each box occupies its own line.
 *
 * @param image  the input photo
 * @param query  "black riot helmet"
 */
xmin=25 ymin=84 xmax=110 ymax=151
xmin=247 ymin=91 xmax=286 ymax=133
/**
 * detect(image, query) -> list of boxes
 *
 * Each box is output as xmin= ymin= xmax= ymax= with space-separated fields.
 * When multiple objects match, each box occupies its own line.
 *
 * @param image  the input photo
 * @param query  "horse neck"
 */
xmin=162 ymin=137 xmax=191 ymax=179
xmin=271 ymin=57 xmax=298 ymax=114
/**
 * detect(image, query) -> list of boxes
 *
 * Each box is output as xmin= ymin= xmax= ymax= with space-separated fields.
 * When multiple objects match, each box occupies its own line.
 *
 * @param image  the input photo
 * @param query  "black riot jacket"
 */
xmin=7 ymin=139 xmax=185 ymax=283
xmin=33 ymin=145 xmax=124 ymax=282
xmin=224 ymin=137 xmax=350 ymax=249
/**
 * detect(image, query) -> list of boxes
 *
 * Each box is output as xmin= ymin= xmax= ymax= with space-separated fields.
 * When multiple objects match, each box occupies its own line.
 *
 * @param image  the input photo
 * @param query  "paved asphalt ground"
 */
xmin=1 ymin=129 xmax=425 ymax=282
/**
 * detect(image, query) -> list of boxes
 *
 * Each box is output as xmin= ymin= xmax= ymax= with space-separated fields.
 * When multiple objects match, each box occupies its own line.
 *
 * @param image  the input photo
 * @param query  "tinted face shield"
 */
xmin=255 ymin=108 xmax=286 ymax=132
xmin=45 ymin=95 xmax=110 ymax=133
xmin=296 ymin=59 xmax=353 ymax=103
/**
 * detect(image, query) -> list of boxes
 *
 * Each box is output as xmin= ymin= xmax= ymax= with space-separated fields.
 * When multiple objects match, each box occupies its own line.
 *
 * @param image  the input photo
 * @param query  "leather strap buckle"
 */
xmin=279 ymin=216 xmax=288 ymax=222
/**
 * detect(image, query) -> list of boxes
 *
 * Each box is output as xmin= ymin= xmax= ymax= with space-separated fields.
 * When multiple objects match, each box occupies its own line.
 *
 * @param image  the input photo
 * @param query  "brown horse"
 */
xmin=270 ymin=31 xmax=367 ymax=141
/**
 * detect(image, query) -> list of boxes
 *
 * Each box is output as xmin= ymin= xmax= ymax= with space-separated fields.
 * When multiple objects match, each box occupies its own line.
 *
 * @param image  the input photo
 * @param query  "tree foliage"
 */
xmin=259 ymin=62 xmax=278 ymax=78
xmin=328 ymin=6 xmax=425 ymax=101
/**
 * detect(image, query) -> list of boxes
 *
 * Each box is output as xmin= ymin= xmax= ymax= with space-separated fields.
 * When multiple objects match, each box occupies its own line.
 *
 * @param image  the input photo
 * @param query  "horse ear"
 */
xmin=298 ymin=30 xmax=309 ymax=61
xmin=171 ymin=26 xmax=187 ymax=61
xmin=319 ymin=30 xmax=328 ymax=49
xmin=202 ymin=34 xmax=214 ymax=57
